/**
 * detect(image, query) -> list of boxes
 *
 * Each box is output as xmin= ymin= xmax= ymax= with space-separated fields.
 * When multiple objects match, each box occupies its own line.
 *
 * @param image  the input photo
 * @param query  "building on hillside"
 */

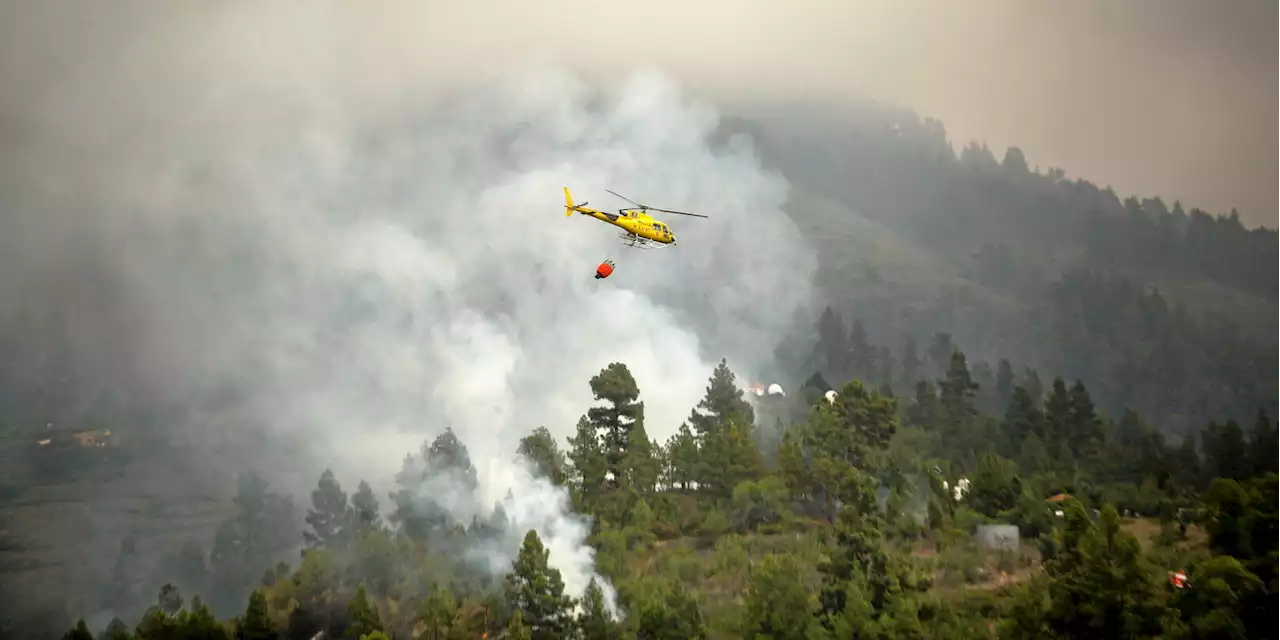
xmin=34 ymin=426 xmax=115 ymax=448
xmin=975 ymin=524 xmax=1021 ymax=552
xmin=73 ymin=429 xmax=112 ymax=447
xmin=1046 ymin=492 xmax=1072 ymax=517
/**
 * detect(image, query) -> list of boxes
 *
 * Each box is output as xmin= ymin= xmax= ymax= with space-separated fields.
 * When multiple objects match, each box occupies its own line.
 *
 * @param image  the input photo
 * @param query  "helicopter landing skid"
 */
xmin=618 ymin=232 xmax=670 ymax=250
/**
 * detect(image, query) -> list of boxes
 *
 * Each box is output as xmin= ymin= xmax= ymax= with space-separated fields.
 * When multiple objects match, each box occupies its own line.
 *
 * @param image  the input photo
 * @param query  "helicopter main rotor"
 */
xmin=605 ymin=189 xmax=709 ymax=218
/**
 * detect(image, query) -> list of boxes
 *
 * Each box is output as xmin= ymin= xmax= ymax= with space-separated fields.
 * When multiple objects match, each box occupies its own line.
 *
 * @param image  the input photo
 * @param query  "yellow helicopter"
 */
xmin=563 ymin=186 xmax=708 ymax=249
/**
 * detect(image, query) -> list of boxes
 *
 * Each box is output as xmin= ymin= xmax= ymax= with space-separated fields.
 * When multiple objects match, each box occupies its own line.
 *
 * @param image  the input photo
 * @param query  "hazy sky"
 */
xmin=354 ymin=0 xmax=1280 ymax=227
xmin=4 ymin=0 xmax=1274 ymax=226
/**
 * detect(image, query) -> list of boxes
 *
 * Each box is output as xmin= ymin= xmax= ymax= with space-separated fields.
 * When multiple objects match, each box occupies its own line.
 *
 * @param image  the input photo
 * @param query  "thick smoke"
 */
xmin=1 ymin=9 xmax=818 ymax=619
xmin=217 ymin=67 xmax=816 ymax=607
xmin=468 ymin=459 xmax=615 ymax=611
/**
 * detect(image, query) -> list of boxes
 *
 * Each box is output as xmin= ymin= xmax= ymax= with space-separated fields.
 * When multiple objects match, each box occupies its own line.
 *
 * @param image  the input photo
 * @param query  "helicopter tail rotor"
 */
xmin=563 ymin=186 xmax=589 ymax=216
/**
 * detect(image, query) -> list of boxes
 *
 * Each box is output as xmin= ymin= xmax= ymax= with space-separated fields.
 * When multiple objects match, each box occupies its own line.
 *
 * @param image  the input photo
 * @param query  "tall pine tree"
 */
xmin=518 ymin=426 xmax=569 ymax=486
xmin=504 ymin=530 xmax=574 ymax=640
xmin=587 ymin=363 xmax=644 ymax=489
xmin=899 ymin=335 xmax=921 ymax=391
xmin=686 ymin=359 xmax=755 ymax=440
xmin=567 ymin=415 xmax=607 ymax=508
xmin=305 ymin=469 xmax=351 ymax=550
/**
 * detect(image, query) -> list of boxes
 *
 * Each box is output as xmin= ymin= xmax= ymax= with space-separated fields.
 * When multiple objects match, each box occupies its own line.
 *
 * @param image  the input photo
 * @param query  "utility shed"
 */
xmin=976 ymin=524 xmax=1020 ymax=551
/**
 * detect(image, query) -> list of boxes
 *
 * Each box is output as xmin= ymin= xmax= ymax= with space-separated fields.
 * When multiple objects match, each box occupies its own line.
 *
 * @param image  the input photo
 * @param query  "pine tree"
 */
xmin=505 ymin=611 xmax=533 ymax=640
xmin=157 ymin=583 xmax=183 ymax=616
xmin=135 ymin=607 xmax=181 ymax=639
xmin=344 ymin=584 xmax=383 ymax=640
xmin=587 ymin=362 xmax=644 ymax=488
xmin=236 ymin=589 xmax=276 ymax=640
xmin=418 ymin=585 xmax=459 ymax=639
xmin=390 ymin=430 xmax=480 ymax=540
xmin=101 ymin=618 xmax=131 ymax=640
xmin=1173 ymin=434 xmax=1201 ymax=490
xmin=876 ymin=346 xmax=895 ymax=395
xmin=1172 ymin=555 xmax=1268 ymax=639
xmin=927 ymin=332 xmax=954 ymax=378
xmin=504 ymin=530 xmax=574 ymax=640
xmin=1001 ymin=386 xmax=1045 ymax=455
xmin=183 ymin=600 xmax=230 ymax=639
xmin=813 ymin=306 xmax=849 ymax=381
xmin=1250 ymin=409 xmax=1278 ymax=477
xmin=1022 ymin=367 xmax=1044 ymax=404
xmin=847 ymin=318 xmax=875 ymax=381
xmin=777 ymin=427 xmax=811 ymax=502
xmin=60 ymin=620 xmax=92 ymax=640
xmin=636 ymin=582 xmax=706 ymax=640
xmin=350 ymin=480 xmax=382 ymax=533
xmin=622 ymin=418 xmax=661 ymax=493
xmin=211 ymin=472 xmax=298 ymax=605
xmin=1203 ymin=420 xmax=1249 ymax=481
xmin=696 ymin=419 xmax=765 ymax=500
xmin=796 ymin=371 xmax=833 ymax=409
xmin=577 ymin=578 xmax=619 ymax=640
xmin=1067 ymin=380 xmax=1104 ymax=460
xmin=1043 ymin=377 xmax=1073 ymax=460
xmin=817 ymin=474 xmax=896 ymax=631
xmin=568 ymin=415 xmax=607 ymax=507
xmin=803 ymin=379 xmax=899 ymax=522
xmin=386 ymin=452 xmax=422 ymax=534
xmin=938 ymin=351 xmax=979 ymax=428
xmin=1018 ymin=433 xmax=1052 ymax=477
xmin=663 ymin=423 xmax=699 ymax=491
xmin=826 ymin=379 xmax=899 ymax=464
xmin=518 ymin=426 xmax=569 ymax=485
xmin=904 ymin=380 xmax=941 ymax=432
xmin=305 ymin=469 xmax=351 ymax=549
xmin=1006 ymin=501 xmax=1171 ymax=638
xmin=966 ymin=453 xmax=1022 ymax=518
xmin=1111 ymin=409 xmax=1157 ymax=483
xmin=877 ymin=378 xmax=895 ymax=401
xmin=995 ymin=359 xmax=1015 ymax=409
xmin=970 ymin=360 xmax=998 ymax=414
xmin=687 ymin=359 xmax=755 ymax=440
xmin=899 ymin=335 xmax=920 ymax=391
xmin=743 ymin=554 xmax=822 ymax=640
xmin=106 ymin=536 xmax=142 ymax=613
xmin=424 ymin=427 xmax=480 ymax=493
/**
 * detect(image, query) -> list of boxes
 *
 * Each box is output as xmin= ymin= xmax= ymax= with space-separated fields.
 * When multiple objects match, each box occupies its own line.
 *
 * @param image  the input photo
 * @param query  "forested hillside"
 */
xmin=715 ymin=105 xmax=1277 ymax=436
xmin=27 ymin=353 xmax=1277 ymax=639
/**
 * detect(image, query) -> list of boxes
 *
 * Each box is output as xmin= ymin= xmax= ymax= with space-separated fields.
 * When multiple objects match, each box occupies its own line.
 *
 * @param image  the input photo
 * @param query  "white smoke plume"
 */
xmin=286 ymin=69 xmax=816 ymax=610
xmin=467 ymin=458 xmax=618 ymax=614
xmin=0 ymin=1 xmax=818 ymax=620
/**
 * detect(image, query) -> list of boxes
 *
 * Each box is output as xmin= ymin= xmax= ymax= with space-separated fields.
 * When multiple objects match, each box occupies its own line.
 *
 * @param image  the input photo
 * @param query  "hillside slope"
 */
xmin=718 ymin=104 xmax=1277 ymax=435
xmin=779 ymin=187 xmax=1029 ymax=371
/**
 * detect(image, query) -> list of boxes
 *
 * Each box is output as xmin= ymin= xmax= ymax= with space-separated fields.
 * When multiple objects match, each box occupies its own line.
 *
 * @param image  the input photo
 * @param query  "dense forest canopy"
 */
xmin=713 ymin=104 xmax=1276 ymax=436
xmin=8 ymin=354 xmax=1275 ymax=638
xmin=1 ymin=87 xmax=1276 ymax=638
